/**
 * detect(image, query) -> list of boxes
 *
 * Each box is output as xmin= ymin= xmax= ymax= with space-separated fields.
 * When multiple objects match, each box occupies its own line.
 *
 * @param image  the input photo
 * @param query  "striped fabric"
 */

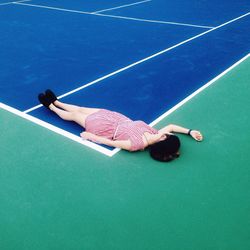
xmin=85 ymin=109 xmax=158 ymax=151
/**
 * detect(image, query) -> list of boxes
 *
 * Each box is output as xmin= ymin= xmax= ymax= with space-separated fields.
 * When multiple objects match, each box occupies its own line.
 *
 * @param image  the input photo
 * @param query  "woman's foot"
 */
xmin=45 ymin=89 xmax=57 ymax=104
xmin=38 ymin=93 xmax=52 ymax=108
xmin=190 ymin=130 xmax=203 ymax=141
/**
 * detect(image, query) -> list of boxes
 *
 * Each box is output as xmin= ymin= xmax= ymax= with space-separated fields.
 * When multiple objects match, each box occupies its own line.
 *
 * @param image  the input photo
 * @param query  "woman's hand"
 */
xmin=80 ymin=131 xmax=131 ymax=150
xmin=190 ymin=130 xmax=203 ymax=142
xmin=80 ymin=132 xmax=95 ymax=141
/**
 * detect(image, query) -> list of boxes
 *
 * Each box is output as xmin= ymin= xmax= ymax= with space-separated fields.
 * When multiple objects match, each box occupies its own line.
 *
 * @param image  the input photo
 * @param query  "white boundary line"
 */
xmin=1 ymin=54 xmax=249 ymax=157
xmin=14 ymin=2 xmax=91 ymax=15
xmin=23 ymin=11 xmax=250 ymax=113
xmin=14 ymin=1 xmax=213 ymax=29
xmin=91 ymin=0 xmax=152 ymax=14
xmin=0 ymin=103 xmax=118 ymax=157
xmin=149 ymin=53 xmax=250 ymax=127
xmin=0 ymin=0 xmax=29 ymax=6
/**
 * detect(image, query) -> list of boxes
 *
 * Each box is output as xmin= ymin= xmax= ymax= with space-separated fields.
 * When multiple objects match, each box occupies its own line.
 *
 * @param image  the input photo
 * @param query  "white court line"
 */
xmin=14 ymin=1 xmax=214 ymax=29
xmin=1 ymin=54 xmax=249 ymax=157
xmin=0 ymin=102 xmax=118 ymax=157
xmin=149 ymin=53 xmax=250 ymax=127
xmin=0 ymin=0 xmax=29 ymax=6
xmin=94 ymin=13 xmax=214 ymax=29
xmin=91 ymin=0 xmax=152 ymax=14
xmin=14 ymin=2 xmax=91 ymax=15
xmin=23 ymin=11 xmax=250 ymax=114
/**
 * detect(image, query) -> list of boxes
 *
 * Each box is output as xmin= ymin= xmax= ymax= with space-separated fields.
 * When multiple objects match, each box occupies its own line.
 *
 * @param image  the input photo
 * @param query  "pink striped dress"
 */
xmin=85 ymin=109 xmax=158 ymax=151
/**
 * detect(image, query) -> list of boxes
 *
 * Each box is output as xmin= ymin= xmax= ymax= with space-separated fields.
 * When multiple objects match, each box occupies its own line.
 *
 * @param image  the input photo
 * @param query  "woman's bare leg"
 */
xmin=49 ymin=104 xmax=87 ymax=127
xmin=54 ymin=100 xmax=81 ymax=112
xmin=54 ymin=100 xmax=100 ymax=115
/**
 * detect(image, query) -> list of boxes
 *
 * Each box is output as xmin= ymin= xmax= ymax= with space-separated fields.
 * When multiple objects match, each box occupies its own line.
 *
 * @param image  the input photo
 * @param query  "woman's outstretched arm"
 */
xmin=80 ymin=132 xmax=132 ymax=150
xmin=159 ymin=124 xmax=203 ymax=141
xmin=159 ymin=124 xmax=189 ymax=134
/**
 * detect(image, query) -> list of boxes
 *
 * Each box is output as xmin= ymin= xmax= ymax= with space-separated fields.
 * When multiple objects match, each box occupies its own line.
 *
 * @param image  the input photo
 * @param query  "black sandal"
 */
xmin=45 ymin=89 xmax=57 ymax=104
xmin=38 ymin=93 xmax=52 ymax=108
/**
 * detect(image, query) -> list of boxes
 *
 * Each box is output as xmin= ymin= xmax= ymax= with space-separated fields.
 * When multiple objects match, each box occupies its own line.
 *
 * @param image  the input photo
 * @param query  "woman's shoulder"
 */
xmin=133 ymin=120 xmax=158 ymax=133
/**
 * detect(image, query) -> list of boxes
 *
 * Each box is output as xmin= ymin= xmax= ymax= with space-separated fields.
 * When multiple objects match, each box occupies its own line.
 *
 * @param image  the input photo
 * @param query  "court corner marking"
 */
xmin=0 ymin=0 xmax=30 ymax=6
xmin=0 ymin=103 xmax=117 ymax=157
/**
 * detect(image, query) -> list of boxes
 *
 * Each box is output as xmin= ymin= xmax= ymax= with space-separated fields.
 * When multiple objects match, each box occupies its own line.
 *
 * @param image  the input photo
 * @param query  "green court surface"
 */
xmin=0 ymin=57 xmax=250 ymax=250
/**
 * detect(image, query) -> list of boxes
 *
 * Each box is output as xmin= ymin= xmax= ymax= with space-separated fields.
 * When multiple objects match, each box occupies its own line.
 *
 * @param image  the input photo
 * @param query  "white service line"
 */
xmin=14 ymin=1 xmax=214 ymax=29
xmin=23 ymin=11 xmax=250 ymax=114
xmin=94 ymin=13 xmax=214 ymax=29
xmin=0 ymin=102 xmax=118 ymax=157
xmin=0 ymin=0 xmax=29 ymax=6
xmin=91 ymin=0 xmax=152 ymax=14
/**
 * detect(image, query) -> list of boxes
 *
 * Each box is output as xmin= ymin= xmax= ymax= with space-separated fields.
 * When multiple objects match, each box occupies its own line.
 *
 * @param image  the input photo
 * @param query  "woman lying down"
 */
xmin=38 ymin=89 xmax=203 ymax=162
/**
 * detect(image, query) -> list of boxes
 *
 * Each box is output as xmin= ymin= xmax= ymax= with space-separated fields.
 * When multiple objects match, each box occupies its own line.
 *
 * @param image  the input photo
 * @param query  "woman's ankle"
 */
xmin=54 ymin=100 xmax=60 ymax=106
xmin=49 ymin=103 xmax=55 ymax=111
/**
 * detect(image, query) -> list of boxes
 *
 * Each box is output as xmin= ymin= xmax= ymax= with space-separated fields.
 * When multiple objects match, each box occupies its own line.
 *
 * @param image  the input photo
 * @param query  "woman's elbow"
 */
xmin=166 ymin=124 xmax=175 ymax=132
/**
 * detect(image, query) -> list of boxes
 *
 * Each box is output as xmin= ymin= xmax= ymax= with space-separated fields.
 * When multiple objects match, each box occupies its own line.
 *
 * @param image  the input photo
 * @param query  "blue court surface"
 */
xmin=0 ymin=0 xmax=250 ymax=155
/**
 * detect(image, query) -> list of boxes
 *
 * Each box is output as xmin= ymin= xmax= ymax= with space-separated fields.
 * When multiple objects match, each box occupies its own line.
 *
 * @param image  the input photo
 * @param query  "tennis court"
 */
xmin=0 ymin=1 xmax=250 ymax=249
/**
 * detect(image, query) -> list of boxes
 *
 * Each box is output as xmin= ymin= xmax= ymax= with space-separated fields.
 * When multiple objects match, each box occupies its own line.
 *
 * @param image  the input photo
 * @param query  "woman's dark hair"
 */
xmin=148 ymin=135 xmax=181 ymax=162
